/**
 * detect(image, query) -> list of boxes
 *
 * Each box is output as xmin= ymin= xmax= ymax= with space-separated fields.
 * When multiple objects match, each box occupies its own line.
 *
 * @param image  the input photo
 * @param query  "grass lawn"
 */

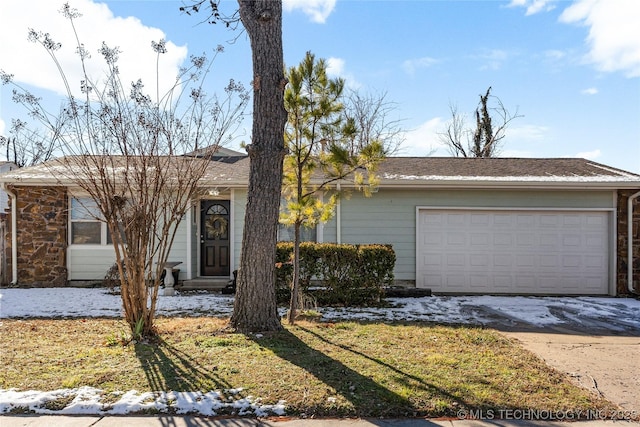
xmin=0 ymin=317 xmax=614 ymax=417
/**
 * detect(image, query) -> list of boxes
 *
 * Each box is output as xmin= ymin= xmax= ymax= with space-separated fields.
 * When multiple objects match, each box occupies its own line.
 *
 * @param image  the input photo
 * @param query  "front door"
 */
xmin=200 ymin=200 xmax=230 ymax=276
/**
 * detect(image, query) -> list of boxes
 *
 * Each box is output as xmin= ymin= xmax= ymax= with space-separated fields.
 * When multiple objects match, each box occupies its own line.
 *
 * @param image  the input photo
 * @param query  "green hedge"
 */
xmin=275 ymin=242 xmax=395 ymax=306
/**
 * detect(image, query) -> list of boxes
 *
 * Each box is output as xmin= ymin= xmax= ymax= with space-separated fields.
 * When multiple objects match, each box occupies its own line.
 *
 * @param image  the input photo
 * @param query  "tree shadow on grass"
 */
xmin=250 ymin=326 xmax=470 ymax=418
xmin=134 ymin=339 xmax=235 ymax=393
xmin=133 ymin=339 xmax=258 ymax=427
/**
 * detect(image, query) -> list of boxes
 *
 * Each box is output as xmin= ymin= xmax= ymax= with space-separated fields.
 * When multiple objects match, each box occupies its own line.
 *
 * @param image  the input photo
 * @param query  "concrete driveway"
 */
xmin=466 ymin=302 xmax=640 ymax=413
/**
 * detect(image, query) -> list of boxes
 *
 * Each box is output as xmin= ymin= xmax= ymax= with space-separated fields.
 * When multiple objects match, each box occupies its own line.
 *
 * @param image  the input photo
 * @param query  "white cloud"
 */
xmin=544 ymin=49 xmax=566 ymax=61
xmin=494 ymin=124 xmax=548 ymax=157
xmin=581 ymin=87 xmax=598 ymax=95
xmin=399 ymin=117 xmax=445 ymax=156
xmin=507 ymin=0 xmax=557 ymax=16
xmin=326 ymin=57 xmax=345 ymax=77
xmin=326 ymin=57 xmax=360 ymax=89
xmin=475 ymin=49 xmax=510 ymax=71
xmin=283 ymin=0 xmax=336 ymax=24
xmin=575 ymin=149 xmax=602 ymax=160
xmin=0 ymin=0 xmax=187 ymax=100
xmin=402 ymin=57 xmax=440 ymax=75
xmin=559 ymin=0 xmax=640 ymax=77
xmin=506 ymin=124 xmax=549 ymax=141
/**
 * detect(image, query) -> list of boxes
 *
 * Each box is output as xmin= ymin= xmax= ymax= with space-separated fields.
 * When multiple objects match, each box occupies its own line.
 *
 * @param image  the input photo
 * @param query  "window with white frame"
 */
xmin=70 ymin=197 xmax=103 ymax=244
xmin=71 ymin=196 xmax=128 ymax=245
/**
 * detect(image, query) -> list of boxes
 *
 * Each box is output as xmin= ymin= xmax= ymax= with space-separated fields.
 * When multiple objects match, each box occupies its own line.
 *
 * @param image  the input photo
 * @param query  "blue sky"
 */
xmin=1 ymin=0 xmax=639 ymax=173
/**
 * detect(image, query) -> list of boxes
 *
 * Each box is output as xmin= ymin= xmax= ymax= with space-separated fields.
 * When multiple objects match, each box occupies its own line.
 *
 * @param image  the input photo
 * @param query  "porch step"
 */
xmin=179 ymin=278 xmax=231 ymax=291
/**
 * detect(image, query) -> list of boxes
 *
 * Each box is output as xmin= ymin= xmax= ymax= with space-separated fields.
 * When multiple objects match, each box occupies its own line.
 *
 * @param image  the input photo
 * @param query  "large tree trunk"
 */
xmin=231 ymin=0 xmax=287 ymax=332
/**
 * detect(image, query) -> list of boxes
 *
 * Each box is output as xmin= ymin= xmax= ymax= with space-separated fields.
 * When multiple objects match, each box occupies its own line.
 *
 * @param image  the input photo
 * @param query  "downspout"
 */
xmin=1 ymin=184 xmax=18 ymax=285
xmin=628 ymin=190 xmax=640 ymax=294
xmin=336 ymin=183 xmax=341 ymax=244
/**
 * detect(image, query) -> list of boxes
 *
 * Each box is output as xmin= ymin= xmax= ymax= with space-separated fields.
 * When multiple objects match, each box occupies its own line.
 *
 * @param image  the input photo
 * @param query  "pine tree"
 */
xmin=282 ymin=52 xmax=384 ymax=324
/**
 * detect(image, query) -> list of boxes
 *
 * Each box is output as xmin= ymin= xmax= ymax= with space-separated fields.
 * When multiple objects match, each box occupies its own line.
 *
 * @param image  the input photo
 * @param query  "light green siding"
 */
xmin=67 ymin=246 xmax=117 ymax=281
xmin=321 ymin=216 xmax=338 ymax=242
xmin=167 ymin=214 xmax=189 ymax=280
xmin=232 ymin=189 xmax=247 ymax=270
xmin=189 ymin=204 xmax=198 ymax=279
xmin=336 ymin=189 xmax=616 ymax=283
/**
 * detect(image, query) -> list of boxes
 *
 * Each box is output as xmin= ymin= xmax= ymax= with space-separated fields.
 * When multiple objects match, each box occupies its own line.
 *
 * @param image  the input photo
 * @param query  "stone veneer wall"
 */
xmin=617 ymin=190 xmax=640 ymax=295
xmin=5 ymin=186 xmax=68 ymax=287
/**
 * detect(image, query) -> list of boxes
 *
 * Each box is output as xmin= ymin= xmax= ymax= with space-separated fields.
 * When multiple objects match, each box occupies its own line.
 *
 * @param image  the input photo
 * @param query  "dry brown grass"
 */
xmin=0 ymin=317 xmax=616 ymax=417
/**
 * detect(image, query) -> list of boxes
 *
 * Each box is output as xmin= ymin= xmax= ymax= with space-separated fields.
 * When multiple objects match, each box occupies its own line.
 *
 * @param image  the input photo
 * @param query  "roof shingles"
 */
xmin=0 ymin=156 xmax=638 ymax=186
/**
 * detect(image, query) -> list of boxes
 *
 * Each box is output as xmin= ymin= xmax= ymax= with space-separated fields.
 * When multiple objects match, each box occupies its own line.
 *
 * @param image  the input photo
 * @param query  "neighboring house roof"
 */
xmin=188 ymin=146 xmax=246 ymax=157
xmin=0 ymin=156 xmax=638 ymax=189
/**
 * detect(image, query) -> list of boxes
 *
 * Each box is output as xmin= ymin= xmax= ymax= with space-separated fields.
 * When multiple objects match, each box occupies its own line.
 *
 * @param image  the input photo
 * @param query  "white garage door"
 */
xmin=417 ymin=209 xmax=610 ymax=294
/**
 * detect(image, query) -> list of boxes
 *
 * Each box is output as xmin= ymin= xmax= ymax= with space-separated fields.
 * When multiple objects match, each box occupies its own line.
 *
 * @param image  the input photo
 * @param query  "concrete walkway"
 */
xmin=1 ymin=416 xmax=639 ymax=427
xmin=502 ymin=332 xmax=640 ymax=412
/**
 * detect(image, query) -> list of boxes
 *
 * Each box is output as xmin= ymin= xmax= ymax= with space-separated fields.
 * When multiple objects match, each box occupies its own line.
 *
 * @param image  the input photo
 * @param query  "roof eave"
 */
xmin=374 ymin=179 xmax=640 ymax=190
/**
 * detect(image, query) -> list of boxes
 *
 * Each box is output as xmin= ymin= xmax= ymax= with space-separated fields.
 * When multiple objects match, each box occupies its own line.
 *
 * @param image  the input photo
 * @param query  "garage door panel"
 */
xmin=417 ymin=209 xmax=609 ymax=294
xmin=423 ymin=254 xmax=442 ymax=266
xmin=446 ymin=254 xmax=466 ymax=266
xmin=565 ymin=215 xmax=581 ymax=225
xmin=470 ymin=275 xmax=490 ymax=289
xmin=515 ymin=275 xmax=536 ymax=288
xmin=562 ymin=255 xmax=581 ymax=268
xmin=422 ymin=230 xmax=442 ymax=245
xmin=447 ymin=233 xmax=466 ymax=245
xmin=586 ymin=235 xmax=605 ymax=248
xmin=517 ymin=215 xmax=536 ymax=227
xmin=516 ymin=234 xmax=535 ymax=246
xmin=539 ymin=255 xmax=558 ymax=268
xmin=538 ymin=276 xmax=557 ymax=290
xmin=584 ymin=276 xmax=606 ymax=292
xmin=493 ymin=254 xmax=513 ymax=267
xmin=494 ymin=234 xmax=513 ymax=246
xmin=585 ymin=255 xmax=606 ymax=268
xmin=540 ymin=234 xmax=559 ymax=247
xmin=540 ymin=215 xmax=560 ymax=226
xmin=423 ymin=274 xmax=443 ymax=288
xmin=494 ymin=276 xmax=513 ymax=289
xmin=563 ymin=235 xmax=582 ymax=247
xmin=447 ymin=214 xmax=466 ymax=226
xmin=516 ymin=255 xmax=535 ymax=268
xmin=471 ymin=214 xmax=490 ymax=226
xmin=470 ymin=233 xmax=490 ymax=246
xmin=446 ymin=275 xmax=467 ymax=289
xmin=470 ymin=254 xmax=489 ymax=267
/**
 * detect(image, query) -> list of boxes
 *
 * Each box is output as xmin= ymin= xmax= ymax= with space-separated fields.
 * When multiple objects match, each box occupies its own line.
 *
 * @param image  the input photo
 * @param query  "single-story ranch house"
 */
xmin=1 ymin=153 xmax=639 ymax=296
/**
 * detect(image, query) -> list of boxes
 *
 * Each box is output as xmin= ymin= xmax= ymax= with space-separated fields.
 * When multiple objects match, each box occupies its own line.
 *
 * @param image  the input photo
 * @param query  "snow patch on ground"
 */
xmin=1 ymin=288 xmax=639 ymax=329
xmin=0 ymin=387 xmax=286 ymax=416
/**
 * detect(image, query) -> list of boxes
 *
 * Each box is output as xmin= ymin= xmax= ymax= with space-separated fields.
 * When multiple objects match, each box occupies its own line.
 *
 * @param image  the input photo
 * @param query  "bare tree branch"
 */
xmin=2 ymin=5 xmax=248 ymax=338
xmin=438 ymin=87 xmax=522 ymax=158
xmin=341 ymin=89 xmax=405 ymax=156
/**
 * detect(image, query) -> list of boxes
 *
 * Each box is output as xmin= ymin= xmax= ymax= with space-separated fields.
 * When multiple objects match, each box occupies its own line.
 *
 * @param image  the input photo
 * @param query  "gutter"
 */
xmin=372 ymin=179 xmax=640 ymax=191
xmin=1 ymin=183 xmax=18 ymax=285
xmin=628 ymin=190 xmax=640 ymax=294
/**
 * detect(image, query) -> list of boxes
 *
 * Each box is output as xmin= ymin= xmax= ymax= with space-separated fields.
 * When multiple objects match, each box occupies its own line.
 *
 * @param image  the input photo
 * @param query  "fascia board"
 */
xmin=369 ymin=179 xmax=640 ymax=191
